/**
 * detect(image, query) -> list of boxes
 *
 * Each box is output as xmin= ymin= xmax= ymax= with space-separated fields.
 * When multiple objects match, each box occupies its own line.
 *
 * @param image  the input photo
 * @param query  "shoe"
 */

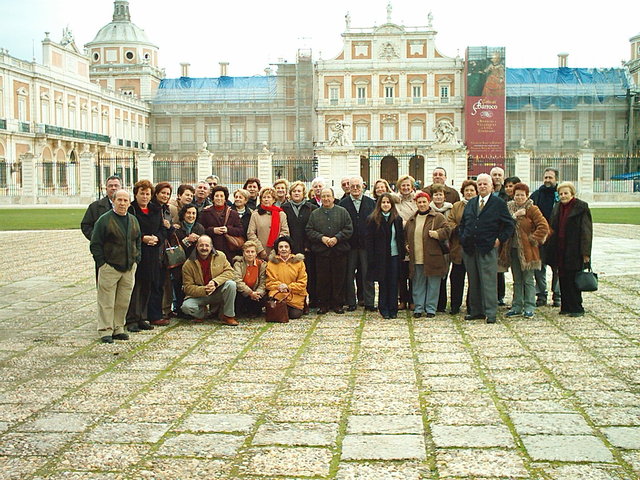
xmin=523 ymin=311 xmax=534 ymax=318
xmin=138 ymin=321 xmax=154 ymax=330
xmin=436 ymin=309 xmax=446 ymax=313
xmin=347 ymin=305 xmax=357 ymax=312
xmin=390 ymin=314 xmax=397 ymax=319
xmin=167 ymin=311 xmax=179 ymax=318
xmin=221 ymin=315 xmax=239 ymax=326
xmin=112 ymin=333 xmax=129 ymax=340
xmin=552 ymin=300 xmax=561 ymax=307
xmin=100 ymin=335 xmax=114 ymax=344
xmin=127 ymin=324 xmax=141 ymax=333
xmin=536 ymin=298 xmax=546 ymax=307
xmin=398 ymin=302 xmax=406 ymax=310
xmin=426 ymin=313 xmax=435 ymax=318
xmin=193 ymin=318 xmax=205 ymax=323
xmin=318 ymin=307 xmax=328 ymax=315
xmin=559 ymin=311 xmax=569 ymax=315
xmin=150 ymin=318 xmax=170 ymax=326
xmin=365 ymin=306 xmax=376 ymax=312
xmin=413 ymin=312 xmax=422 ymax=318
xmin=450 ymin=308 xmax=460 ymax=315
xmin=464 ymin=314 xmax=485 ymax=321
xmin=334 ymin=308 xmax=345 ymax=314
xmin=569 ymin=312 xmax=584 ymax=317
xmin=409 ymin=303 xmax=416 ymax=311
xmin=486 ymin=317 xmax=497 ymax=324
xmin=382 ymin=315 xmax=391 ymax=319
xmin=505 ymin=310 xmax=522 ymax=317
xmin=498 ymin=300 xmax=506 ymax=306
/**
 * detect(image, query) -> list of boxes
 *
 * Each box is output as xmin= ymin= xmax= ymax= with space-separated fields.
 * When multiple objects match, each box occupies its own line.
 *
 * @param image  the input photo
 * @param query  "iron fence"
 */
xmin=530 ymin=156 xmax=578 ymax=186
xmin=153 ymin=157 xmax=198 ymax=192
xmin=213 ymin=155 xmax=259 ymax=194
xmin=593 ymin=156 xmax=640 ymax=193
xmin=0 ymin=160 xmax=22 ymax=196
xmin=96 ymin=154 xmax=137 ymax=199
xmin=468 ymin=156 xmax=514 ymax=178
xmin=36 ymin=161 xmax=81 ymax=196
xmin=272 ymin=155 xmax=316 ymax=189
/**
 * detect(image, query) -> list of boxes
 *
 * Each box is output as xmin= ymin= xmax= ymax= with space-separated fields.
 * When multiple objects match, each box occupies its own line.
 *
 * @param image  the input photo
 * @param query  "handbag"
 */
xmin=223 ymin=208 xmax=245 ymax=251
xmin=164 ymin=234 xmax=186 ymax=269
xmin=575 ymin=262 xmax=598 ymax=292
xmin=265 ymin=293 xmax=291 ymax=323
xmin=431 ymin=217 xmax=450 ymax=254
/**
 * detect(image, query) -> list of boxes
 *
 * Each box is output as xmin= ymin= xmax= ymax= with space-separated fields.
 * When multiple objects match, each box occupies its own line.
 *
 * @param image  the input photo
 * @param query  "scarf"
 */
xmin=290 ymin=200 xmax=306 ymax=217
xmin=261 ymin=204 xmax=283 ymax=248
xmin=430 ymin=201 xmax=453 ymax=214
xmin=183 ymin=221 xmax=195 ymax=235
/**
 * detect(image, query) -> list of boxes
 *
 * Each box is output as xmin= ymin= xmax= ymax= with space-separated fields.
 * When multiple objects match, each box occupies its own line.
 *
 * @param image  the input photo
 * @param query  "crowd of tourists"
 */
xmin=82 ymin=167 xmax=593 ymax=344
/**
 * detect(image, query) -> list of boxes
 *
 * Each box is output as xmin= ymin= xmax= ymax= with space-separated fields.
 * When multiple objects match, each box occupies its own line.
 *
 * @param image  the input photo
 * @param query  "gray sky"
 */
xmin=1 ymin=0 xmax=638 ymax=78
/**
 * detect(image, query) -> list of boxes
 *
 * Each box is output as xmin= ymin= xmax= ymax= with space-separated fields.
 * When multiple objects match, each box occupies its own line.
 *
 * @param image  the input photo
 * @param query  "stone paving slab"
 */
xmin=0 ymin=227 xmax=638 ymax=479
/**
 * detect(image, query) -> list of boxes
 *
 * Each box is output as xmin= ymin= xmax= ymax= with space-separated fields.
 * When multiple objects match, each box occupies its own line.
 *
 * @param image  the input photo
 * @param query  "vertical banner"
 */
xmin=465 ymin=47 xmax=506 ymax=177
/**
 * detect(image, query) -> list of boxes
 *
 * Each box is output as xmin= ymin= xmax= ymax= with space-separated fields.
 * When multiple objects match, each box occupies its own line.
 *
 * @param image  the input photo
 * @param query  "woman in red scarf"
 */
xmin=248 ymin=186 xmax=290 ymax=259
xmin=199 ymin=185 xmax=244 ymax=260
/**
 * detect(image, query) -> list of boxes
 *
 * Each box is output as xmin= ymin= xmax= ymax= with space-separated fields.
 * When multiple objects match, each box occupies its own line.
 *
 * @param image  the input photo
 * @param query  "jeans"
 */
xmin=510 ymin=248 xmax=536 ymax=313
xmin=412 ymin=265 xmax=441 ymax=314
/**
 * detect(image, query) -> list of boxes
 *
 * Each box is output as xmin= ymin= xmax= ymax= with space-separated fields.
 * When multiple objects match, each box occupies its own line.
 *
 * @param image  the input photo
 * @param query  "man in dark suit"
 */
xmin=339 ymin=176 xmax=376 ymax=311
xmin=459 ymin=173 xmax=514 ymax=324
xmin=81 ymin=175 xmax=122 ymax=241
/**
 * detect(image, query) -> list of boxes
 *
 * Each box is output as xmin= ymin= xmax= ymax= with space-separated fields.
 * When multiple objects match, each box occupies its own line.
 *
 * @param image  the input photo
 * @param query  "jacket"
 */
xmin=448 ymin=200 xmax=467 ymax=265
xmin=90 ymin=210 xmax=141 ymax=271
xmin=459 ymin=195 xmax=514 ymax=256
xmin=339 ymin=195 xmax=376 ymax=249
xmin=305 ymin=204 xmax=353 ymax=257
xmin=182 ymin=249 xmax=235 ymax=299
xmin=128 ymin=200 xmax=167 ymax=281
xmin=498 ymin=200 xmax=550 ymax=271
xmin=230 ymin=205 xmax=253 ymax=238
xmin=396 ymin=192 xmax=417 ymax=224
xmin=247 ymin=208 xmax=290 ymax=256
xmin=365 ymin=214 xmax=405 ymax=281
xmin=265 ymin=252 xmax=308 ymax=310
xmin=198 ymin=206 xmax=244 ymax=259
xmin=423 ymin=184 xmax=460 ymax=204
xmin=173 ymin=222 xmax=206 ymax=260
xmin=81 ymin=196 xmax=112 ymax=240
xmin=281 ymin=201 xmax=317 ymax=254
xmin=232 ymin=255 xmax=267 ymax=297
xmin=546 ymin=198 xmax=593 ymax=272
xmin=405 ymin=210 xmax=451 ymax=277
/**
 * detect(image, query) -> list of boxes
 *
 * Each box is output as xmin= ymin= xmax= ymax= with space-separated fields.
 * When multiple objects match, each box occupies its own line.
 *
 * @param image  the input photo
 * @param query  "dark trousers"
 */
xmin=398 ymin=260 xmax=412 ymax=305
xmin=497 ymin=272 xmax=505 ymax=302
xmin=235 ymin=293 xmax=264 ymax=316
xmin=147 ymin=265 xmax=166 ymax=322
xmin=170 ymin=268 xmax=185 ymax=315
xmin=316 ymin=254 xmax=348 ymax=309
xmin=437 ymin=275 xmax=448 ymax=312
xmin=378 ymin=255 xmax=400 ymax=317
xmin=305 ymin=251 xmax=318 ymax=307
xmin=449 ymin=262 xmax=468 ymax=312
xmin=559 ymin=269 xmax=584 ymax=314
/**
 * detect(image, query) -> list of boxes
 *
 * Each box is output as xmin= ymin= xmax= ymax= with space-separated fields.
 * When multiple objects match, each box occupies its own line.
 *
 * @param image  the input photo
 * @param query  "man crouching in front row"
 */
xmin=181 ymin=235 xmax=238 ymax=325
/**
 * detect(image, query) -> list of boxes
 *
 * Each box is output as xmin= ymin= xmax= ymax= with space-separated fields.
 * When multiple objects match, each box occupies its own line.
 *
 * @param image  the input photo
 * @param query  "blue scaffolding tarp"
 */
xmin=152 ymin=76 xmax=278 ymax=104
xmin=506 ymin=67 xmax=629 ymax=110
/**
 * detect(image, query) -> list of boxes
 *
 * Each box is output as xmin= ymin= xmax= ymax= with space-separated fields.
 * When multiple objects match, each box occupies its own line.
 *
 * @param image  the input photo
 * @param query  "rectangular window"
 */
xmin=357 ymin=86 xmax=366 ymax=105
xmin=329 ymin=87 xmax=339 ymax=105
xmin=17 ymin=98 xmax=27 ymax=121
xmin=412 ymin=85 xmax=422 ymax=104
xmin=55 ymin=104 xmax=63 ymax=126
xmin=383 ymin=123 xmax=395 ymax=141
xmin=68 ymin=109 xmax=76 ymax=129
xmin=41 ymin=102 xmax=49 ymax=124
xmin=355 ymin=124 xmax=369 ymax=141
xmin=538 ymin=121 xmax=551 ymax=141
xmin=181 ymin=126 xmax=194 ymax=142
xmin=591 ymin=121 xmax=604 ymax=140
xmin=510 ymin=121 xmax=523 ymax=141
xmin=101 ymin=115 xmax=108 ymax=135
xmin=410 ymin=123 xmax=423 ymax=140
xmin=385 ymin=86 xmax=394 ymax=104
xmin=206 ymin=125 xmax=220 ymax=143
xmin=440 ymin=85 xmax=449 ymax=103
xmin=563 ymin=121 xmax=577 ymax=140
xmin=80 ymin=111 xmax=87 ymax=130
xmin=231 ymin=126 xmax=244 ymax=143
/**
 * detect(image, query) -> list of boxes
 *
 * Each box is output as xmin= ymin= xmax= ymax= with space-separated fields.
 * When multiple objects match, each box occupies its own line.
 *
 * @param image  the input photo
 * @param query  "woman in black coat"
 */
xmin=126 ymin=179 xmax=167 ymax=332
xmin=365 ymin=193 xmax=405 ymax=319
xmin=171 ymin=204 xmax=205 ymax=315
xmin=546 ymin=182 xmax=593 ymax=317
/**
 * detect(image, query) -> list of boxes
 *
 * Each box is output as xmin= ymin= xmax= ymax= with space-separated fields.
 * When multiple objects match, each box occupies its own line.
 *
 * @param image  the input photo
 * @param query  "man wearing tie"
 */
xmin=459 ymin=174 xmax=514 ymax=324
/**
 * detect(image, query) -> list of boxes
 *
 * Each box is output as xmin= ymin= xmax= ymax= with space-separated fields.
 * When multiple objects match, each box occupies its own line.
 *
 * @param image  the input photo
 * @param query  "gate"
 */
xmin=95 ymin=154 xmax=137 ymax=199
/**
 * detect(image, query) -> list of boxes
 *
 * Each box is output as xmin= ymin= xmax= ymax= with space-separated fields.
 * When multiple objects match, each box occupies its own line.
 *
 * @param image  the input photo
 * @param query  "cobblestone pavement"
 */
xmin=0 ymin=225 xmax=639 ymax=480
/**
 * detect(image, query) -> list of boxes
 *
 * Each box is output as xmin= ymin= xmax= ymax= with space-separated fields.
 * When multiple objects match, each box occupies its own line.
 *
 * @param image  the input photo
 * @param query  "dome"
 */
xmin=85 ymin=1 xmax=157 ymax=48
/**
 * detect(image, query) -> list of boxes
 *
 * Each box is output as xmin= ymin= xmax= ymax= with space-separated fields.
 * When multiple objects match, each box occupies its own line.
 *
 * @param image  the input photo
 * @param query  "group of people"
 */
xmin=82 ymin=166 xmax=593 ymax=343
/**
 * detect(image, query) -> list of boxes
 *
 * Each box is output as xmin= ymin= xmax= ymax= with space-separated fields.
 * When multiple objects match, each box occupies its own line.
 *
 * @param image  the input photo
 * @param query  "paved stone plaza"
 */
xmin=0 ymin=225 xmax=639 ymax=480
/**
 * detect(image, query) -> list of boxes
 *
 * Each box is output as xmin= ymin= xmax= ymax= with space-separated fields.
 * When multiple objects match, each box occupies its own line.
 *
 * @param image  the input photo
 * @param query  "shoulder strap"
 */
xmin=223 ymin=207 xmax=230 ymax=226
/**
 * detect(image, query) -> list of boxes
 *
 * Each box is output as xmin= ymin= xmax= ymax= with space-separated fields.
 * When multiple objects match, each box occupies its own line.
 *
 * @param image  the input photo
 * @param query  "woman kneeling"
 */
xmin=233 ymin=241 xmax=267 ymax=318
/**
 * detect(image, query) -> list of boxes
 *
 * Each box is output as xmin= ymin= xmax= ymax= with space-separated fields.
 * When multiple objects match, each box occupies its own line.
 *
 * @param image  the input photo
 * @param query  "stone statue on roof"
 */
xmin=345 ymin=12 xmax=351 ymax=31
xmin=60 ymin=26 xmax=74 ymax=46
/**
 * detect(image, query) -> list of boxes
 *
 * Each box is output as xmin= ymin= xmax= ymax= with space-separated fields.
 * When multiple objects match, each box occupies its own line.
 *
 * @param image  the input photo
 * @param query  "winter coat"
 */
xmin=305 ymin=204 xmax=353 ymax=257
xmin=459 ymin=195 xmax=514 ymax=256
xmin=281 ymin=201 xmax=317 ymax=254
xmin=198 ymin=206 xmax=244 ymax=259
xmin=247 ymin=208 xmax=290 ymax=256
xmin=365 ymin=214 xmax=405 ymax=281
xmin=423 ymin=184 xmax=460 ymax=204
xmin=405 ymin=210 xmax=451 ymax=278
xmin=90 ymin=210 xmax=141 ymax=271
xmin=448 ymin=200 xmax=467 ymax=265
xmin=232 ymin=255 xmax=267 ymax=297
xmin=339 ymin=195 xmax=376 ymax=249
xmin=547 ymin=198 xmax=593 ymax=272
xmin=181 ymin=249 xmax=235 ymax=299
xmin=396 ymin=192 xmax=417 ymax=224
xmin=128 ymin=200 xmax=166 ymax=283
xmin=230 ymin=205 xmax=253 ymax=239
xmin=265 ymin=252 xmax=308 ymax=310
xmin=498 ymin=200 xmax=550 ymax=271
xmin=173 ymin=222 xmax=205 ymax=260
xmin=81 ymin=195 xmax=112 ymax=241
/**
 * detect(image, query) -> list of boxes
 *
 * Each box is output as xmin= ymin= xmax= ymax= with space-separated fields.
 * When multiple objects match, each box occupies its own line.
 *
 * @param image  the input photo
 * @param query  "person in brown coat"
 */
xmin=199 ymin=186 xmax=244 ymax=260
xmin=498 ymin=183 xmax=550 ymax=318
xmin=405 ymin=192 xmax=451 ymax=318
xmin=247 ymin=187 xmax=290 ymax=259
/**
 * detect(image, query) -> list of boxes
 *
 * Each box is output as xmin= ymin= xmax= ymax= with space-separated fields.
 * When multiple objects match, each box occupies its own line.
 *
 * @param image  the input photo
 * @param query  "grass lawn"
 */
xmin=591 ymin=208 xmax=640 ymax=225
xmin=0 ymin=209 xmax=85 ymax=230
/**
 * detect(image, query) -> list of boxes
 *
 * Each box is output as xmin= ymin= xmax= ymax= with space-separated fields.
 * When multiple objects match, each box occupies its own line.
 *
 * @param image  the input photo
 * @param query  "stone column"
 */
xmin=137 ymin=151 xmax=154 ymax=183
xmin=452 ymin=148 xmax=469 ymax=190
xmin=79 ymin=151 xmax=96 ymax=202
xmin=257 ymin=150 xmax=273 ymax=187
xmin=20 ymin=153 xmax=37 ymax=204
xmin=316 ymin=147 xmax=360 ymax=191
xmin=578 ymin=148 xmax=594 ymax=195
xmin=197 ymin=144 xmax=213 ymax=181
xmin=514 ymin=149 xmax=531 ymax=187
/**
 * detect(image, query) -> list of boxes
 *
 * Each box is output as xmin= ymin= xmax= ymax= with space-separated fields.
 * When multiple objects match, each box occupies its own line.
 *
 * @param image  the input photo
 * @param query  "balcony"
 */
xmin=44 ymin=124 xmax=110 ymax=143
xmin=0 ymin=119 xmax=6 ymax=130
xmin=19 ymin=122 xmax=30 ymax=133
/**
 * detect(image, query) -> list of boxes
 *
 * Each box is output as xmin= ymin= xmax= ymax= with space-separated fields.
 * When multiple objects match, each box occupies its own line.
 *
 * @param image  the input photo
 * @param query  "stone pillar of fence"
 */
xmin=452 ymin=149 xmax=468 ymax=191
xmin=137 ymin=151 xmax=154 ymax=183
xmin=257 ymin=150 xmax=273 ymax=187
xmin=317 ymin=146 xmax=360 ymax=191
xmin=20 ymin=153 xmax=37 ymax=204
xmin=79 ymin=151 xmax=96 ymax=203
xmin=578 ymin=147 xmax=595 ymax=195
xmin=514 ymin=148 xmax=532 ymax=187
xmin=197 ymin=142 xmax=213 ymax=182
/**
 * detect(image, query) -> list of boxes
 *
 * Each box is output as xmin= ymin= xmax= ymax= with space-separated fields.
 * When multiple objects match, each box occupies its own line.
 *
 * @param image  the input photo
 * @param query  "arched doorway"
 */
xmin=360 ymin=155 xmax=370 ymax=187
xmin=409 ymin=155 xmax=425 ymax=187
xmin=380 ymin=155 xmax=398 ymax=186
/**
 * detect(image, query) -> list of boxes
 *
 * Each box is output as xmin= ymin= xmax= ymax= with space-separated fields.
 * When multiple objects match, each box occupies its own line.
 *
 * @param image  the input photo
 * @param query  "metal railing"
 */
xmin=530 ymin=156 xmax=578 ymax=185
xmin=153 ymin=158 xmax=198 ymax=191
xmin=36 ymin=161 xmax=81 ymax=196
xmin=593 ymin=156 xmax=640 ymax=193
xmin=44 ymin=124 xmax=110 ymax=143
xmin=213 ymin=156 xmax=259 ymax=194
xmin=0 ymin=161 xmax=22 ymax=196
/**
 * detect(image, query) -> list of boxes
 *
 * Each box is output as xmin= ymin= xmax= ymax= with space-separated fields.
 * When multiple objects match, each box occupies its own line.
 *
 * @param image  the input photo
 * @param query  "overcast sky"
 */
xmin=1 ymin=0 xmax=638 ymax=78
